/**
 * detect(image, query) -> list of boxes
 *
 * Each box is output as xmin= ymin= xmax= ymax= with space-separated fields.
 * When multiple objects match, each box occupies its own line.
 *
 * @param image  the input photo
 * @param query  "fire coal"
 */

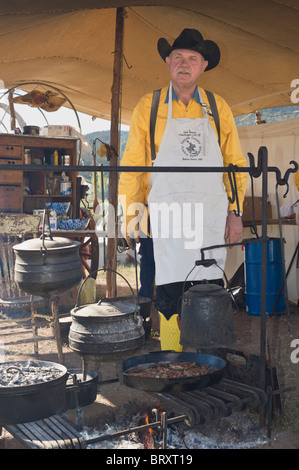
xmin=0 ymin=361 xmax=64 ymax=387
xmin=0 ymin=360 xmax=68 ymax=425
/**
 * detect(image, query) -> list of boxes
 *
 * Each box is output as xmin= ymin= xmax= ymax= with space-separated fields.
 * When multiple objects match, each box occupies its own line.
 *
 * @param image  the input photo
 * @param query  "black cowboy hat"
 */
xmin=157 ymin=28 xmax=220 ymax=71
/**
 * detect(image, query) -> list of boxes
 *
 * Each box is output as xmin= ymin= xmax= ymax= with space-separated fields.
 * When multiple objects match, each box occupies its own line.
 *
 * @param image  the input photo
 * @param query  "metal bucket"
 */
xmin=244 ymin=238 xmax=285 ymax=315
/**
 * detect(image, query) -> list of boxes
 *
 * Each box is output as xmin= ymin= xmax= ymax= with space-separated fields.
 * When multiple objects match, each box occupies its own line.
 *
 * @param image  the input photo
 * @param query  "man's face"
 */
xmin=166 ymin=49 xmax=208 ymax=87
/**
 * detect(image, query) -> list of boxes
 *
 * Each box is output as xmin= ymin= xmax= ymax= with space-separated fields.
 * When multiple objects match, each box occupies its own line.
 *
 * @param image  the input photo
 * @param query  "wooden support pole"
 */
xmin=8 ymin=89 xmax=16 ymax=131
xmin=106 ymin=7 xmax=125 ymax=298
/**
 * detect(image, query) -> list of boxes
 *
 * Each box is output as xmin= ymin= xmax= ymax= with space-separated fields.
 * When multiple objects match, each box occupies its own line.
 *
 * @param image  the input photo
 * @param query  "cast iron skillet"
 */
xmin=120 ymin=351 xmax=226 ymax=393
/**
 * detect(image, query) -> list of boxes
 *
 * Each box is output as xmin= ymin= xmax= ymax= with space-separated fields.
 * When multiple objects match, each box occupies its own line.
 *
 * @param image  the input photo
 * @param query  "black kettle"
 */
xmin=180 ymin=283 xmax=236 ymax=349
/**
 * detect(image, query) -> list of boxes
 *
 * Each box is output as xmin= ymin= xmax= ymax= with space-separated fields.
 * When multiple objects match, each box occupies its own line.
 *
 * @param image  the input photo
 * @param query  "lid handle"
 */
xmin=75 ymin=268 xmax=140 ymax=321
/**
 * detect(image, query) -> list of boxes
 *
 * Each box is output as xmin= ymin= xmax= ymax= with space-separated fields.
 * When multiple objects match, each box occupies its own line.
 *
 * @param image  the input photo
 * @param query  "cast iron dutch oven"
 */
xmin=68 ymin=268 xmax=145 ymax=361
xmin=120 ymin=351 xmax=226 ymax=393
xmin=13 ymin=234 xmax=82 ymax=297
xmin=0 ymin=360 xmax=68 ymax=425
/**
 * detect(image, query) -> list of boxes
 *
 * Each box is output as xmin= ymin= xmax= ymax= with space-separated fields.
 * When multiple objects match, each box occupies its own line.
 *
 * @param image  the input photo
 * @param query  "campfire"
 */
xmin=140 ymin=411 xmax=156 ymax=449
xmin=81 ymin=410 xmax=269 ymax=449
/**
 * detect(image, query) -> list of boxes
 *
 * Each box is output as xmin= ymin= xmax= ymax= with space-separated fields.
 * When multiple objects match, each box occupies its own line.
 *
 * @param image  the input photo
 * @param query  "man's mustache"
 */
xmin=177 ymin=67 xmax=191 ymax=74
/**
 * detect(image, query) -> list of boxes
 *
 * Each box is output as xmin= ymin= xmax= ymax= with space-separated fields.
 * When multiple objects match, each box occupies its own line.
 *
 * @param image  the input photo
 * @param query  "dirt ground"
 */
xmin=1 ymin=273 xmax=299 ymax=450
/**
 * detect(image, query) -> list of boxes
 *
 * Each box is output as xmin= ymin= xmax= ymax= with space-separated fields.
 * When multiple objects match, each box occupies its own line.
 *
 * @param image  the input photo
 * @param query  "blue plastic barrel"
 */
xmin=244 ymin=238 xmax=285 ymax=316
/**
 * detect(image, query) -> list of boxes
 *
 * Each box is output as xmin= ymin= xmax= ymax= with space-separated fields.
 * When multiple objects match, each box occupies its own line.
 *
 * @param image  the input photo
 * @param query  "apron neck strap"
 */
xmin=197 ymin=88 xmax=208 ymax=119
xmin=168 ymin=82 xmax=173 ymax=120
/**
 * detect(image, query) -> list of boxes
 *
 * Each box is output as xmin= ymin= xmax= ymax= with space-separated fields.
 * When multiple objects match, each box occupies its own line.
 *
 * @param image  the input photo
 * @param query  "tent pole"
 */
xmin=106 ymin=7 xmax=125 ymax=298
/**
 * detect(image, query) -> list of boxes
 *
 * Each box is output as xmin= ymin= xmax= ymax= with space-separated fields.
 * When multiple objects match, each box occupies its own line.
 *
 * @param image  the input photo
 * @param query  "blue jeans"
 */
xmin=139 ymin=236 xmax=155 ymax=299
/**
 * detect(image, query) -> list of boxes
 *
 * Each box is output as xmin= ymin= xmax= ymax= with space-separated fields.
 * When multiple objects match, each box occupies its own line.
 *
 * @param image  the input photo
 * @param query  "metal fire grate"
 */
xmin=152 ymin=378 xmax=268 ymax=427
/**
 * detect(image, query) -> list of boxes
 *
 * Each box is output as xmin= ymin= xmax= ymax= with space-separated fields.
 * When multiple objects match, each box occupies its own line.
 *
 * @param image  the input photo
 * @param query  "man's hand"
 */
xmin=126 ymin=235 xmax=140 ymax=250
xmin=225 ymin=212 xmax=243 ymax=245
xmin=120 ymin=218 xmax=140 ymax=250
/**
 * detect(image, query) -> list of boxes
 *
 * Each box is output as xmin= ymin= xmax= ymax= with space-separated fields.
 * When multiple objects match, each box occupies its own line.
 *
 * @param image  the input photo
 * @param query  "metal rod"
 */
xmin=267 ymin=386 xmax=273 ymax=439
xmin=82 ymin=357 xmax=88 ymax=382
xmin=0 ymin=163 xmax=281 ymax=173
xmin=259 ymin=146 xmax=268 ymax=427
xmin=161 ymin=412 xmax=168 ymax=449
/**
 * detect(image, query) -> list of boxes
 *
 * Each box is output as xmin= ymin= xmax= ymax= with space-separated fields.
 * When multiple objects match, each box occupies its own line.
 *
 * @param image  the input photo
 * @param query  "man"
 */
xmin=119 ymin=29 xmax=247 ymax=351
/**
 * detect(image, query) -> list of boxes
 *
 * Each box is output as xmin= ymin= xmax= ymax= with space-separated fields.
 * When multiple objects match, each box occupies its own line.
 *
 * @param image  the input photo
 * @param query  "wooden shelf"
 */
xmin=243 ymin=218 xmax=296 ymax=227
xmin=23 ymin=194 xmax=73 ymax=198
xmin=0 ymin=134 xmax=79 ymax=217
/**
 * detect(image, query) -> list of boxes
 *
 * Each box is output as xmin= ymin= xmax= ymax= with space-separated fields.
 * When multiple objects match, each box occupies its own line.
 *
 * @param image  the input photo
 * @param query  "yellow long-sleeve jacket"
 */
xmin=119 ymin=85 xmax=247 ymax=227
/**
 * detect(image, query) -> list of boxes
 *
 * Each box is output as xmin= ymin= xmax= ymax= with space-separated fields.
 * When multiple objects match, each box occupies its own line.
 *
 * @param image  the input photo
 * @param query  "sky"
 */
xmin=0 ymin=89 xmax=129 ymax=136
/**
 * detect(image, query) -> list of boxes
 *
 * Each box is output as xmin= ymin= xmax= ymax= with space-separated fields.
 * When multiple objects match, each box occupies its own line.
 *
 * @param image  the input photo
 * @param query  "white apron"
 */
xmin=147 ymin=83 xmax=228 ymax=286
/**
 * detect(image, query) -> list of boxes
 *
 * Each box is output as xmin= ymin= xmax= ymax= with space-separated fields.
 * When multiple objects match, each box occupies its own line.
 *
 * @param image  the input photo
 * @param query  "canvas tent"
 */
xmin=0 ymin=1 xmax=298 ymax=124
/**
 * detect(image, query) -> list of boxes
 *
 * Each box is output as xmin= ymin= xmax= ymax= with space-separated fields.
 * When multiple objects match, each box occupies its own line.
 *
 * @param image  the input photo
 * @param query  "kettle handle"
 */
xmin=75 ymin=268 xmax=139 ymax=320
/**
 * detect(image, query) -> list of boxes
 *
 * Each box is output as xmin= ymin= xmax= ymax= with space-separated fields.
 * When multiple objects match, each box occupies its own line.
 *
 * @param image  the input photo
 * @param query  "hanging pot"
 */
xmin=68 ymin=269 xmax=145 ymax=361
xmin=13 ymin=234 xmax=82 ymax=297
xmin=180 ymin=283 xmax=236 ymax=349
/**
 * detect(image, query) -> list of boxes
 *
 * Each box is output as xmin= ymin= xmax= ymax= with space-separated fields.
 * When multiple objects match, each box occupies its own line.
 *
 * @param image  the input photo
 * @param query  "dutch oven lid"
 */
xmin=71 ymin=299 xmax=137 ymax=319
xmin=13 ymin=236 xmax=81 ymax=252
xmin=185 ymin=284 xmax=225 ymax=297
